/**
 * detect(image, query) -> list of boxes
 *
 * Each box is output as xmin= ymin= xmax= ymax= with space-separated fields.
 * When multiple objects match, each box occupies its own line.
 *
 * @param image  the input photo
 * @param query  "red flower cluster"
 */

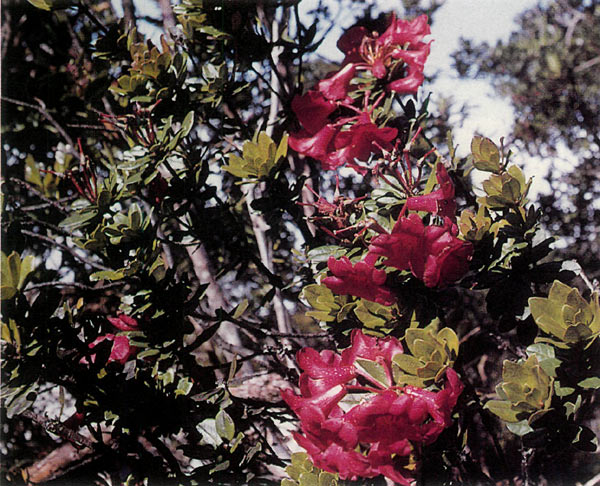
xmin=370 ymin=214 xmax=473 ymax=288
xmin=322 ymin=162 xmax=472 ymax=299
xmin=282 ymin=330 xmax=463 ymax=484
xmin=289 ymin=14 xmax=431 ymax=172
xmin=288 ymin=68 xmax=397 ymax=173
xmin=337 ymin=14 xmax=431 ymax=94
xmin=323 ymin=255 xmax=396 ymax=305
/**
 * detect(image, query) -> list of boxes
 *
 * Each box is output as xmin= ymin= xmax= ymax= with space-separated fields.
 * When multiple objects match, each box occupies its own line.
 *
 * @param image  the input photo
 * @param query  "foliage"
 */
xmin=452 ymin=0 xmax=600 ymax=279
xmin=1 ymin=1 xmax=599 ymax=485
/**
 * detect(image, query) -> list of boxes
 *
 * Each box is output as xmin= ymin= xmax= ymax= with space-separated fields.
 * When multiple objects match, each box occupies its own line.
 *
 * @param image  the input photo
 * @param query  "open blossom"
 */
xmin=322 ymin=255 xmax=396 ymax=305
xmin=289 ymin=101 xmax=397 ymax=173
xmin=82 ymin=334 xmax=137 ymax=365
xmin=337 ymin=14 xmax=431 ymax=94
xmin=288 ymin=61 xmax=397 ymax=172
xmin=406 ymin=163 xmax=457 ymax=218
xmin=282 ymin=330 xmax=463 ymax=484
xmin=369 ymin=214 xmax=473 ymax=288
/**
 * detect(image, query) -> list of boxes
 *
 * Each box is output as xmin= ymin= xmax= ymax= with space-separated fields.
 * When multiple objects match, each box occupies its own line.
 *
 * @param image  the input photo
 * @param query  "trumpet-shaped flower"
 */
xmin=369 ymin=214 xmax=472 ymax=288
xmin=337 ymin=14 xmax=431 ymax=94
xmin=322 ymin=255 xmax=396 ymax=305
xmin=282 ymin=330 xmax=463 ymax=484
xmin=406 ymin=164 xmax=457 ymax=218
xmin=289 ymin=104 xmax=397 ymax=173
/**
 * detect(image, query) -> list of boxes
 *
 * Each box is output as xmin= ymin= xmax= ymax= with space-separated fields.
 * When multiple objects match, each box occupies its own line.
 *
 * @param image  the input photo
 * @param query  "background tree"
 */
xmin=1 ymin=1 xmax=599 ymax=485
xmin=452 ymin=0 xmax=600 ymax=280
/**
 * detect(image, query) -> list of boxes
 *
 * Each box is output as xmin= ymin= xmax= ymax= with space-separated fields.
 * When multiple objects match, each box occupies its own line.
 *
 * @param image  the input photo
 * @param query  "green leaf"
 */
xmin=223 ymin=132 xmax=288 ymax=180
xmin=180 ymin=111 xmax=195 ymax=137
xmin=27 ymin=0 xmax=75 ymax=10
xmin=59 ymin=209 xmax=98 ymax=230
xmin=175 ymin=377 xmax=193 ymax=396
xmin=554 ymin=381 xmax=575 ymax=397
xmin=565 ymin=394 xmax=582 ymax=420
xmin=471 ymin=136 xmax=501 ymax=173
xmin=232 ymin=299 xmax=249 ymax=319
xmin=318 ymin=472 xmax=337 ymax=486
xmin=355 ymin=358 xmax=389 ymax=387
xmin=578 ymin=377 xmax=600 ymax=390
xmin=526 ymin=343 xmax=561 ymax=377
xmin=353 ymin=300 xmax=393 ymax=330
xmin=506 ymin=419 xmax=534 ymax=436
xmin=392 ymin=354 xmax=421 ymax=375
xmin=90 ymin=270 xmax=126 ymax=282
xmin=484 ymin=400 xmax=521 ymax=422
xmin=298 ymin=472 xmax=319 ymax=486
xmin=215 ymin=410 xmax=235 ymax=441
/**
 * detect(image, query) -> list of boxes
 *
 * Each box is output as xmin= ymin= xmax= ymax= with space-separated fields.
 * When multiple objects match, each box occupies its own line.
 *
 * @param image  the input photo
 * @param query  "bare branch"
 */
xmin=26 ymin=281 xmax=125 ymax=292
xmin=1 ymin=96 xmax=77 ymax=156
xmin=20 ymin=410 xmax=95 ymax=449
xmin=242 ymin=4 xmax=292 ymax=336
xmin=21 ymin=229 xmax=111 ymax=273
xmin=8 ymin=177 xmax=72 ymax=213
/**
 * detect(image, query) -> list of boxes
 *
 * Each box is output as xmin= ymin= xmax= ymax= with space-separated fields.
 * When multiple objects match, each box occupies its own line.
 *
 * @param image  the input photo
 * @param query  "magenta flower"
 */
xmin=337 ymin=14 xmax=431 ymax=94
xmin=282 ymin=330 xmax=463 ymax=484
xmin=406 ymin=163 xmax=457 ymax=218
xmin=316 ymin=63 xmax=357 ymax=103
xmin=323 ymin=113 xmax=398 ymax=172
xmin=322 ymin=255 xmax=396 ymax=305
xmin=107 ymin=314 xmax=139 ymax=331
xmin=369 ymin=214 xmax=473 ymax=288
xmin=83 ymin=334 xmax=137 ymax=365
xmin=289 ymin=102 xmax=397 ymax=173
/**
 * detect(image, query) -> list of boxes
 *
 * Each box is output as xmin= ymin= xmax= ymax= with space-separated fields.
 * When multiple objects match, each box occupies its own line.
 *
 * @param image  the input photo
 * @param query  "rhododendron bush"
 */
xmin=1 ymin=1 xmax=598 ymax=485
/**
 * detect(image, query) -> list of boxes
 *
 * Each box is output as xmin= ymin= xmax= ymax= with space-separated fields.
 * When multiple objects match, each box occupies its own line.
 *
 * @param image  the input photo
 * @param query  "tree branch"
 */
xmin=242 ymin=4 xmax=291 ymax=336
xmin=1 ymin=96 xmax=77 ymax=155
xmin=21 ymin=229 xmax=111 ymax=272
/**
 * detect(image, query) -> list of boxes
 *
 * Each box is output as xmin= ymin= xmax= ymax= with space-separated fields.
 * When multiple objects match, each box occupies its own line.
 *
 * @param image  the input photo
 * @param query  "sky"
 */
xmin=297 ymin=0 xmax=554 ymax=195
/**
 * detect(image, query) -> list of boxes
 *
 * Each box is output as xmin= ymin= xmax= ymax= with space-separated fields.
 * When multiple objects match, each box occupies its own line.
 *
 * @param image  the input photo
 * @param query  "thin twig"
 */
xmin=8 ymin=177 xmax=73 ymax=213
xmin=21 ymin=229 xmax=111 ymax=272
xmin=26 ymin=281 xmax=125 ymax=291
xmin=1 ymin=96 xmax=76 ymax=151
xmin=77 ymin=1 xmax=109 ymax=34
